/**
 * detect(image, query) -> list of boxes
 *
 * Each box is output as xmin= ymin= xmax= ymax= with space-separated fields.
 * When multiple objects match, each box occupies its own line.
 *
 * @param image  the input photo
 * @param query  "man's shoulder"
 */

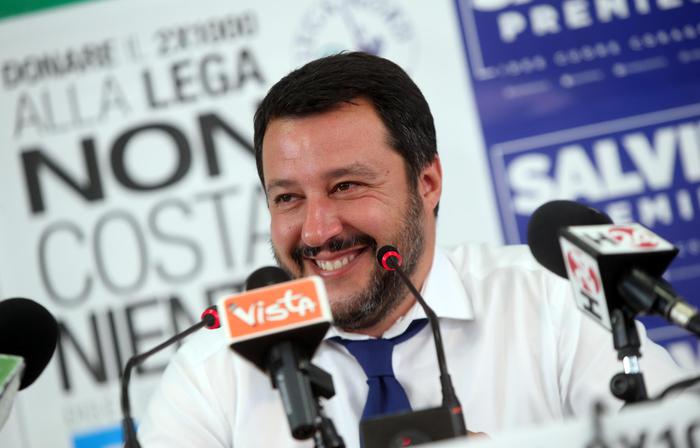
xmin=170 ymin=327 xmax=232 ymax=366
xmin=439 ymin=242 xmax=571 ymax=314
xmin=443 ymin=242 xmax=544 ymax=278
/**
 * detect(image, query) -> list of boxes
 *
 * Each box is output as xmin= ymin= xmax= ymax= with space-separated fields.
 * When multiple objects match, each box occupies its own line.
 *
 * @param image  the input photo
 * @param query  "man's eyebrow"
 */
xmin=266 ymin=179 xmax=297 ymax=192
xmin=266 ymin=163 xmax=380 ymax=192
xmin=324 ymin=162 xmax=380 ymax=180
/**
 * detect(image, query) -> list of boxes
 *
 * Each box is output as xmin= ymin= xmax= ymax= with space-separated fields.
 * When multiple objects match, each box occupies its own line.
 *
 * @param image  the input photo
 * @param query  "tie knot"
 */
xmin=343 ymin=339 xmax=394 ymax=377
xmin=330 ymin=319 xmax=428 ymax=420
xmin=333 ymin=319 xmax=428 ymax=378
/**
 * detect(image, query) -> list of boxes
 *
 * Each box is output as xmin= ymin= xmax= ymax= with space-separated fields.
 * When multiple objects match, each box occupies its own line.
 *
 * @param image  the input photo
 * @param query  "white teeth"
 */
xmin=315 ymin=253 xmax=357 ymax=271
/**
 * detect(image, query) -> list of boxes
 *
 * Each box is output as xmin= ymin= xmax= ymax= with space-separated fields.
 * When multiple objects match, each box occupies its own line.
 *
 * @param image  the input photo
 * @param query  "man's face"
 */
xmin=261 ymin=99 xmax=437 ymax=330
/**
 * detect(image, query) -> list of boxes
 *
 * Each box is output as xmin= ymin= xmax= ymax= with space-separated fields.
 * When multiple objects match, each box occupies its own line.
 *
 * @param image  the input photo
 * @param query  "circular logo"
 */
xmin=607 ymin=226 xmax=659 ymax=249
xmin=293 ymin=0 xmax=418 ymax=72
xmin=566 ymin=249 xmax=600 ymax=295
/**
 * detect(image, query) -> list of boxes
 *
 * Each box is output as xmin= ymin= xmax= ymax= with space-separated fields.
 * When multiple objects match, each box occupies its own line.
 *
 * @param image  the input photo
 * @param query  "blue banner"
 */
xmin=455 ymin=0 xmax=700 ymax=363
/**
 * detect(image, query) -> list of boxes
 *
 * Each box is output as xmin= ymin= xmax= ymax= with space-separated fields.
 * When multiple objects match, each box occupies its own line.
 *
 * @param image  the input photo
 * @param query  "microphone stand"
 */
xmin=389 ymin=263 xmax=465 ymax=422
xmin=241 ymin=266 xmax=344 ymax=447
xmin=356 ymin=246 xmax=467 ymax=447
xmin=267 ymin=344 xmax=345 ymax=448
xmin=121 ymin=307 xmax=219 ymax=448
xmin=608 ymin=308 xmax=647 ymax=405
xmin=306 ymin=362 xmax=345 ymax=448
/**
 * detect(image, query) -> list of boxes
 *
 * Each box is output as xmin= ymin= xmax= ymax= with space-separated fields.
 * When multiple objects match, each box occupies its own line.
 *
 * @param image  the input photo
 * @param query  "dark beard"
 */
xmin=272 ymin=191 xmax=425 ymax=331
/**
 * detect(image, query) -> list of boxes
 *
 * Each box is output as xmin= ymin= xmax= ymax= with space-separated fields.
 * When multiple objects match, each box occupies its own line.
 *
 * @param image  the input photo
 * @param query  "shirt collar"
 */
xmin=324 ymin=246 xmax=474 ymax=340
xmin=421 ymin=246 xmax=474 ymax=321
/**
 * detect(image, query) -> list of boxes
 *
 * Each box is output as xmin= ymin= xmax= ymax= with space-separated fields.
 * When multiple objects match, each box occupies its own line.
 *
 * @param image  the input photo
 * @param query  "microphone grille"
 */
xmin=245 ymin=266 xmax=292 ymax=291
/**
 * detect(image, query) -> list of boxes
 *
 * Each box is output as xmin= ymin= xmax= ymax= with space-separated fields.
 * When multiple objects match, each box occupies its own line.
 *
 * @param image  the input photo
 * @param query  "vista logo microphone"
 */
xmin=218 ymin=268 xmax=339 ymax=442
xmin=218 ymin=275 xmax=331 ymax=370
xmin=225 ymin=286 xmax=321 ymax=326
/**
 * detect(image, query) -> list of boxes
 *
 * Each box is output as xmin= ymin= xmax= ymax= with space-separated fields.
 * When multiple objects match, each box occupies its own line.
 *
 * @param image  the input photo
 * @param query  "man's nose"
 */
xmin=301 ymin=197 xmax=343 ymax=249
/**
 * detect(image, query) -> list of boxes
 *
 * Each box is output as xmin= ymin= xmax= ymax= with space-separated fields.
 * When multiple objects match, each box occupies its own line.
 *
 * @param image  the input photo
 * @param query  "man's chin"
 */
xmin=330 ymin=303 xmax=384 ymax=331
xmin=327 ymin=286 xmax=398 ymax=331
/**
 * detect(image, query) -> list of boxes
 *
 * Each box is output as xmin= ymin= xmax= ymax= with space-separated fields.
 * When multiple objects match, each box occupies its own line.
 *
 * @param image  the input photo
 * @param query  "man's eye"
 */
xmin=333 ymin=182 xmax=354 ymax=192
xmin=274 ymin=194 xmax=295 ymax=204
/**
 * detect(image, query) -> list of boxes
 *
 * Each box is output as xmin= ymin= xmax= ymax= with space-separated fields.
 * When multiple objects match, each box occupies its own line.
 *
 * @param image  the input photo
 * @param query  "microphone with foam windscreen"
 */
xmin=527 ymin=200 xmax=698 ymax=336
xmin=0 ymin=297 xmax=58 ymax=428
xmin=526 ymin=200 xmax=700 ymax=404
xmin=218 ymin=267 xmax=342 ymax=446
xmin=0 ymin=298 xmax=58 ymax=390
xmin=527 ymin=200 xmax=613 ymax=278
xmin=245 ymin=265 xmax=292 ymax=290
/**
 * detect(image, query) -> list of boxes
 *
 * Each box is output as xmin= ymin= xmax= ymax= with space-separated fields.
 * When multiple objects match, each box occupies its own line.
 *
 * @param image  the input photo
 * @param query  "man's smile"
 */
xmin=305 ymin=246 xmax=370 ymax=276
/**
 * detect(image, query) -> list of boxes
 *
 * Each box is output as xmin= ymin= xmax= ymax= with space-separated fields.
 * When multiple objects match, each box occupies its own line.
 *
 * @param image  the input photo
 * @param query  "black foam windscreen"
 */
xmin=0 ymin=298 xmax=58 ymax=389
xmin=245 ymin=266 xmax=292 ymax=291
xmin=527 ymin=200 xmax=613 ymax=278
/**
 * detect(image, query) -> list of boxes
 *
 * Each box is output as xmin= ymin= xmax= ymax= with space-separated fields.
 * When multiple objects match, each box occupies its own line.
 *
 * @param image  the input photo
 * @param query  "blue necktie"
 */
xmin=333 ymin=319 xmax=428 ymax=420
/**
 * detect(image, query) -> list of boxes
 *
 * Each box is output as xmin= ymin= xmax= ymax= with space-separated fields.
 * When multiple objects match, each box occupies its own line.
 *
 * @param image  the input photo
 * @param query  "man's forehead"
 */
xmin=261 ymin=104 xmax=402 ymax=180
xmin=265 ymin=161 xmax=382 ymax=192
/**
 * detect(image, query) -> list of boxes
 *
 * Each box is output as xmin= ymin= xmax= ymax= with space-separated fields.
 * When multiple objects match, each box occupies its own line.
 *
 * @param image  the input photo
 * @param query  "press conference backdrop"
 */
xmin=0 ymin=1 xmax=697 ymax=447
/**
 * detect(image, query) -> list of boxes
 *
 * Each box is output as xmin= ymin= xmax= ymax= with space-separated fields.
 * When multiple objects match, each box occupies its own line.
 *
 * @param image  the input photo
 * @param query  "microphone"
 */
xmin=245 ymin=265 xmax=291 ymax=290
xmin=217 ymin=267 xmax=341 ymax=444
xmin=0 ymin=298 xmax=58 ymax=390
xmin=121 ymin=306 xmax=220 ymax=448
xmin=527 ymin=200 xmax=613 ymax=278
xmin=359 ymin=245 xmax=466 ymax=447
xmin=527 ymin=200 xmax=699 ymax=336
xmin=377 ymin=246 xmax=464 ymax=413
xmin=527 ymin=200 xmax=700 ymax=404
xmin=0 ymin=297 xmax=58 ymax=428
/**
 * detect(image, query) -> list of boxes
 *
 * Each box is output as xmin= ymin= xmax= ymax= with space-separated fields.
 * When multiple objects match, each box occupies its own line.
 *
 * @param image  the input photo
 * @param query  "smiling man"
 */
xmin=260 ymin=95 xmax=436 ymax=336
xmin=138 ymin=52 xmax=687 ymax=448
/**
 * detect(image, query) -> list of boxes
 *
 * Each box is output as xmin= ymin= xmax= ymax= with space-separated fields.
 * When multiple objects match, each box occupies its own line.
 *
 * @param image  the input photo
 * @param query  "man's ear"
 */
xmin=418 ymin=156 xmax=442 ymax=213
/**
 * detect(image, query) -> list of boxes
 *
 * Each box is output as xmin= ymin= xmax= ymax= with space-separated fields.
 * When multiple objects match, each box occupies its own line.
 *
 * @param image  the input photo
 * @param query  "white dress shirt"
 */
xmin=138 ymin=243 xmax=687 ymax=448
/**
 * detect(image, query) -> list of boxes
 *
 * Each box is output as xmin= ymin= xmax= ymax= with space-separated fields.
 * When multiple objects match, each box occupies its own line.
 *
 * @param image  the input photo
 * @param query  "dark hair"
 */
xmin=253 ymin=52 xmax=438 ymax=198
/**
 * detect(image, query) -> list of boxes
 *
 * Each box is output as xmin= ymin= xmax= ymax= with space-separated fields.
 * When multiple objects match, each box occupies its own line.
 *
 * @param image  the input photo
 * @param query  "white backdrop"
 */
xmin=0 ymin=1 xmax=500 ymax=446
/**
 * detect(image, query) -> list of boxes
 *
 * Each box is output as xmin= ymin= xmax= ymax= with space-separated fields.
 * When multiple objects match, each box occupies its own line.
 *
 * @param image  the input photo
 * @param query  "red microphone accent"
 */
xmin=381 ymin=249 xmax=402 ymax=271
xmin=201 ymin=307 xmax=220 ymax=329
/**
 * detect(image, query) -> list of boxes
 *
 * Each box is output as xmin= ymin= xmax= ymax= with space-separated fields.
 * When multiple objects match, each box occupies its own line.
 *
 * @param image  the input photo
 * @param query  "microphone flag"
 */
xmin=0 ymin=354 xmax=24 ymax=428
xmin=217 ymin=276 xmax=332 ymax=370
xmin=560 ymin=223 xmax=678 ymax=330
